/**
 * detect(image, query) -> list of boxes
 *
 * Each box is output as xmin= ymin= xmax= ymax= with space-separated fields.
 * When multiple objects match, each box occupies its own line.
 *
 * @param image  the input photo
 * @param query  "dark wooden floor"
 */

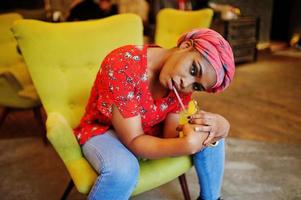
xmin=194 ymin=50 xmax=301 ymax=144
xmin=1 ymin=50 xmax=301 ymax=144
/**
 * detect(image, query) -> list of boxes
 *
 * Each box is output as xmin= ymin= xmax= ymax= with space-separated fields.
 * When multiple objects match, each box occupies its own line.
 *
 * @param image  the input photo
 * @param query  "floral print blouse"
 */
xmin=74 ymin=45 xmax=191 ymax=145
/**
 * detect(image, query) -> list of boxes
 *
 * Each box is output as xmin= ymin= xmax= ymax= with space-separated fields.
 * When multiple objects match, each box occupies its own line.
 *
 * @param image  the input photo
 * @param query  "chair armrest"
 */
xmin=46 ymin=112 xmax=97 ymax=194
xmin=0 ymin=70 xmax=22 ymax=91
xmin=18 ymin=84 xmax=39 ymax=101
xmin=0 ymin=70 xmax=39 ymax=101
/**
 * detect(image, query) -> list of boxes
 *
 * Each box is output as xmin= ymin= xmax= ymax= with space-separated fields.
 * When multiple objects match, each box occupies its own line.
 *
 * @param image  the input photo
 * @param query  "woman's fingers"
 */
xmin=177 ymin=124 xmax=209 ymax=132
xmin=190 ymin=113 xmax=204 ymax=119
xmin=203 ymin=131 xmax=216 ymax=145
xmin=190 ymin=112 xmax=211 ymax=119
xmin=210 ymin=136 xmax=222 ymax=144
xmin=176 ymin=124 xmax=211 ymax=138
xmin=176 ymin=125 xmax=184 ymax=132
xmin=189 ymin=117 xmax=205 ymax=125
xmin=194 ymin=125 xmax=211 ymax=132
xmin=189 ymin=117 xmax=213 ymax=126
xmin=190 ymin=111 xmax=215 ymax=120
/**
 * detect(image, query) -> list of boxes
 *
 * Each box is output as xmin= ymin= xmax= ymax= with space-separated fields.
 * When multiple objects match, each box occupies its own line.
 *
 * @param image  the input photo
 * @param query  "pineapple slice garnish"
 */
xmin=178 ymin=100 xmax=198 ymax=137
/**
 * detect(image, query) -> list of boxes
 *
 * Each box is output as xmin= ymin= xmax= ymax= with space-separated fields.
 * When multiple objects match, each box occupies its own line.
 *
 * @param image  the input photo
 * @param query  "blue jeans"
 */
xmin=193 ymin=139 xmax=225 ymax=200
xmin=82 ymin=130 xmax=225 ymax=200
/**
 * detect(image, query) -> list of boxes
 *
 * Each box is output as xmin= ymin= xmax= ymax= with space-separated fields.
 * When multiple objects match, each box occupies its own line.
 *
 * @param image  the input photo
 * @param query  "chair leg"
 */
xmin=0 ymin=107 xmax=10 ymax=130
xmin=61 ymin=179 xmax=74 ymax=200
xmin=32 ymin=106 xmax=48 ymax=145
xmin=178 ymin=174 xmax=191 ymax=200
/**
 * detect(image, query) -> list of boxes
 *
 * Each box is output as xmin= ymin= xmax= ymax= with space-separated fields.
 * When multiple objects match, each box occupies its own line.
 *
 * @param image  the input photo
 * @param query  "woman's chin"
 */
xmin=159 ymin=76 xmax=171 ymax=90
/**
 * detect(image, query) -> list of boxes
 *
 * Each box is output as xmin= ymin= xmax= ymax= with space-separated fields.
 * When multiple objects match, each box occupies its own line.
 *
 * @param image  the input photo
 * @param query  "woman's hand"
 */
xmin=189 ymin=110 xmax=230 ymax=146
xmin=177 ymin=123 xmax=209 ymax=154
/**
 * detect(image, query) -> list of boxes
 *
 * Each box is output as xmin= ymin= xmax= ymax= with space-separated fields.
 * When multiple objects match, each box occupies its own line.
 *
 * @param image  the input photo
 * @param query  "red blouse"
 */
xmin=74 ymin=45 xmax=191 ymax=145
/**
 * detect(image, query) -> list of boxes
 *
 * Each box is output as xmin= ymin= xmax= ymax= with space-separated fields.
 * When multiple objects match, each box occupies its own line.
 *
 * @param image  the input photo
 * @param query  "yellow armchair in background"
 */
xmin=12 ymin=14 xmax=193 ymax=200
xmin=0 ymin=13 xmax=46 ymax=144
xmin=155 ymin=8 xmax=214 ymax=48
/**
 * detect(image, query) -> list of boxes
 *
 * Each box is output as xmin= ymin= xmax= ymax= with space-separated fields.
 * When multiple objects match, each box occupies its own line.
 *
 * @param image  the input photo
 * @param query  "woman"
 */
xmin=74 ymin=28 xmax=235 ymax=200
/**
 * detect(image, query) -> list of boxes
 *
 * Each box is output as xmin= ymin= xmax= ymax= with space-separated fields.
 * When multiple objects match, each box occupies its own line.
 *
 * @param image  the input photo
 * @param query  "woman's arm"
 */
xmin=111 ymin=105 xmax=205 ymax=159
xmin=163 ymin=113 xmax=180 ymax=138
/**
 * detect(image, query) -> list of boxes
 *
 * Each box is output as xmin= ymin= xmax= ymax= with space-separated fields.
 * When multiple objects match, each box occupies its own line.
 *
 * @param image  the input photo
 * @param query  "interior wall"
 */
xmin=211 ymin=0 xmax=274 ymax=44
xmin=0 ymin=0 xmax=45 ymax=20
xmin=289 ymin=0 xmax=301 ymax=37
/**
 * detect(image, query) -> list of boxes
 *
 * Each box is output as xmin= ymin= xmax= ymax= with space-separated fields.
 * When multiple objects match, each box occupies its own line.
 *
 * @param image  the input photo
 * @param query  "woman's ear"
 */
xmin=178 ymin=40 xmax=194 ymax=49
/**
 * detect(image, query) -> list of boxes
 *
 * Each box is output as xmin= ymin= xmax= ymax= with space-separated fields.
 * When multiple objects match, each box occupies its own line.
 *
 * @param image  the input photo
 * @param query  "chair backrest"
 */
xmin=155 ymin=8 xmax=213 ymax=48
xmin=0 ymin=13 xmax=23 ymax=67
xmin=12 ymin=14 xmax=143 ymax=127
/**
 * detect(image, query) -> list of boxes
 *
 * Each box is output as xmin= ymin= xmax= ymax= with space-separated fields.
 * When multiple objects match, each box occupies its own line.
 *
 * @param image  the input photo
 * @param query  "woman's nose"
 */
xmin=181 ymin=78 xmax=193 ymax=89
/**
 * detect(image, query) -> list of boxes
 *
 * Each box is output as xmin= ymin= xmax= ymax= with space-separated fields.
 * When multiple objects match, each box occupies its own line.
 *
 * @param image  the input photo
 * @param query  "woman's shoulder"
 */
xmin=100 ymin=44 xmax=147 ymax=72
xmin=105 ymin=44 xmax=146 ymax=59
xmin=98 ymin=44 xmax=147 ymax=79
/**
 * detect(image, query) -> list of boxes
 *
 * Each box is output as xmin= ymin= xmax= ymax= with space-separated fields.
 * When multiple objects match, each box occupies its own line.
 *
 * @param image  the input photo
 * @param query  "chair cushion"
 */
xmin=133 ymin=156 xmax=192 ymax=196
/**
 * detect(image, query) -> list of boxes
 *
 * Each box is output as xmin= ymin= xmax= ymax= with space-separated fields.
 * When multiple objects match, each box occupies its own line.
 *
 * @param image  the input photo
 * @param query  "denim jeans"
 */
xmin=193 ymin=139 xmax=225 ymax=200
xmin=82 ymin=130 xmax=225 ymax=200
xmin=82 ymin=130 xmax=140 ymax=200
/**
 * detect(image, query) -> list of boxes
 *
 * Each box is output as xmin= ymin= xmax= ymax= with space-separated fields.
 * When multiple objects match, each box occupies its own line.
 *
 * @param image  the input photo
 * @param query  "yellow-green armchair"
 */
xmin=12 ymin=14 xmax=193 ymax=199
xmin=155 ymin=8 xmax=214 ymax=48
xmin=0 ymin=13 xmax=46 ymax=143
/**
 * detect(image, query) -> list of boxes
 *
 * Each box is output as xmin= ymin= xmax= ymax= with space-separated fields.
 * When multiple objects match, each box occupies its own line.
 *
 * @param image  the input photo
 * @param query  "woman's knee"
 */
xmin=82 ymin=132 xmax=140 ymax=187
xmin=194 ymin=139 xmax=225 ymax=157
xmin=105 ymin=152 xmax=140 ymax=186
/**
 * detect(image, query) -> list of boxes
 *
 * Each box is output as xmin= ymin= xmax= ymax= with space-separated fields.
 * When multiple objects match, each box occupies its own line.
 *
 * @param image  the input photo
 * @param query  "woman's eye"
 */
xmin=192 ymin=82 xmax=204 ymax=91
xmin=190 ymin=64 xmax=197 ymax=76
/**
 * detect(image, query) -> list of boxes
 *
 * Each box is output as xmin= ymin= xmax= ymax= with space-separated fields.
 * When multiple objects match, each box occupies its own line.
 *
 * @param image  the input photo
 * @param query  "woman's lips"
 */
xmin=167 ymin=78 xmax=173 ymax=90
xmin=172 ymin=79 xmax=180 ymax=91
